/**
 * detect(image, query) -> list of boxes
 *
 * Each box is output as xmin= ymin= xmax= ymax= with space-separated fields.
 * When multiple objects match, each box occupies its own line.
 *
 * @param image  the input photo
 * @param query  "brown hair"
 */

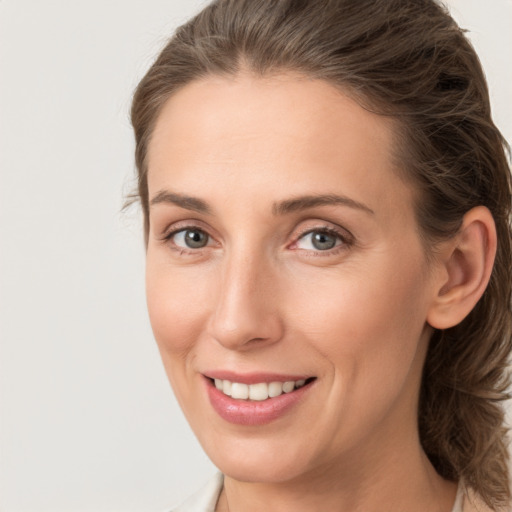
xmin=130 ymin=0 xmax=512 ymax=508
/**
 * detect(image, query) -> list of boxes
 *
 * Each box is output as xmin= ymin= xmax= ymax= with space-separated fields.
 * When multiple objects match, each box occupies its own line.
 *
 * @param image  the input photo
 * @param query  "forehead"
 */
xmin=149 ymin=72 xmax=394 ymax=165
xmin=147 ymin=72 xmax=412 ymax=220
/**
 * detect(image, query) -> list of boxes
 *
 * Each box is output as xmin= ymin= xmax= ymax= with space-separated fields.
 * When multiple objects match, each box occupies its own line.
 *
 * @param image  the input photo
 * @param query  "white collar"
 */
xmin=170 ymin=473 xmax=223 ymax=512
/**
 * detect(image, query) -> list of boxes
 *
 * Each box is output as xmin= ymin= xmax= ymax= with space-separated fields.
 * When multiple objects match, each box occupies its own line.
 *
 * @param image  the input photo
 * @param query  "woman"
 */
xmin=130 ymin=0 xmax=512 ymax=510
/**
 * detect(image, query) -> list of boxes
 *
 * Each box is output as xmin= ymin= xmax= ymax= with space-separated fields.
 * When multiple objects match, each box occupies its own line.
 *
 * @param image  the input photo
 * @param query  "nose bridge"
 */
xmin=209 ymin=242 xmax=281 ymax=350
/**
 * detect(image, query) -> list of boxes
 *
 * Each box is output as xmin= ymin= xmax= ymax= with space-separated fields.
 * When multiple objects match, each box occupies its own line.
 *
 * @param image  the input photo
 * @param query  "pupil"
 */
xmin=185 ymin=230 xmax=207 ymax=248
xmin=312 ymin=232 xmax=336 ymax=250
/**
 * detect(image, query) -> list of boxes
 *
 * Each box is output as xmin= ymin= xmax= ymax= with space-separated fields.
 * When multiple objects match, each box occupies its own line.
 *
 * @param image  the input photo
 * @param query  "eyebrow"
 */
xmin=150 ymin=190 xmax=212 ymax=214
xmin=149 ymin=190 xmax=374 ymax=216
xmin=272 ymin=194 xmax=375 ymax=216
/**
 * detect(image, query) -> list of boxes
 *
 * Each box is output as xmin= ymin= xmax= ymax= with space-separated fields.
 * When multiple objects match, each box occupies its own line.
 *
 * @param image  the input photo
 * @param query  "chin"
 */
xmin=216 ymin=456 xmax=307 ymax=484
xmin=199 ymin=432 xmax=318 ymax=484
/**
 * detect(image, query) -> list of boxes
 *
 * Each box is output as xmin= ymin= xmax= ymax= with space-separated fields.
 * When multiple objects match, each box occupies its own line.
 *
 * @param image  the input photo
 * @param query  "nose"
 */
xmin=207 ymin=249 xmax=284 ymax=351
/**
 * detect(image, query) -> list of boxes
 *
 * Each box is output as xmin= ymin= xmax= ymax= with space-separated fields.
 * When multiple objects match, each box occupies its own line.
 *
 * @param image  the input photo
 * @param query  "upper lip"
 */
xmin=203 ymin=371 xmax=313 ymax=385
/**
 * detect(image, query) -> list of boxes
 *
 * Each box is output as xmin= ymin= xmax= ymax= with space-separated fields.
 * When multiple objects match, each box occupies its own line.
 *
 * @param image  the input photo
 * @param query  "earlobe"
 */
xmin=427 ymin=206 xmax=497 ymax=330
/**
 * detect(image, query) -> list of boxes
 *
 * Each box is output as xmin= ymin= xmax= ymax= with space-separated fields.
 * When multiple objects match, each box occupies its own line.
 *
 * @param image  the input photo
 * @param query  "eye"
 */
xmin=171 ymin=228 xmax=210 ymax=249
xmin=295 ymin=229 xmax=345 ymax=251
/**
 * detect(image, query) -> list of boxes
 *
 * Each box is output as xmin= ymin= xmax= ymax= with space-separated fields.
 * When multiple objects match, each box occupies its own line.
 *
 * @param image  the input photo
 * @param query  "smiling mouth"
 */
xmin=208 ymin=377 xmax=316 ymax=401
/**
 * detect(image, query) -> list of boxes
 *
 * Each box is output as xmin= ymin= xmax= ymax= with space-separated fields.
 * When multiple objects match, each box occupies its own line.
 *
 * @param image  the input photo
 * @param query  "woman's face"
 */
xmin=146 ymin=73 xmax=440 ymax=483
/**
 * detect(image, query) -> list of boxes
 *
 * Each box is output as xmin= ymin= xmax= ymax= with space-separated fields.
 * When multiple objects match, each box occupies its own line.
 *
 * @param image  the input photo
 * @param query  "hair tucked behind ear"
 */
xmin=131 ymin=0 xmax=512 ymax=507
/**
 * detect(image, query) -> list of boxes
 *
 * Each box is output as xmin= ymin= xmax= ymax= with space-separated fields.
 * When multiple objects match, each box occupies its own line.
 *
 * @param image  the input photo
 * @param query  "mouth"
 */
xmin=203 ymin=373 xmax=317 ymax=425
xmin=207 ymin=376 xmax=316 ymax=401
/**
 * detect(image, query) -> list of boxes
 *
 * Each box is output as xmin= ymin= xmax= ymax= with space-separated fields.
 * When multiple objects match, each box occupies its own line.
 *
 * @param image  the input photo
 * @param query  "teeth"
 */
xmin=223 ymin=380 xmax=232 ymax=396
xmin=213 ymin=378 xmax=309 ymax=401
xmin=231 ymin=382 xmax=249 ymax=399
xmin=282 ymin=381 xmax=295 ymax=393
xmin=249 ymin=382 xmax=268 ymax=401
xmin=268 ymin=381 xmax=283 ymax=398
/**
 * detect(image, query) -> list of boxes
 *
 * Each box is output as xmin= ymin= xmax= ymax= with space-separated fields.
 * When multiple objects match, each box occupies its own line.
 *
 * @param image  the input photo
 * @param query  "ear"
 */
xmin=427 ymin=206 xmax=497 ymax=330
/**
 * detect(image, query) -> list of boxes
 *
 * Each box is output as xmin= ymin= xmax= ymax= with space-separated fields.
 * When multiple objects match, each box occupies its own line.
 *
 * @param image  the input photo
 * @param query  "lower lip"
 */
xmin=205 ymin=378 xmax=314 ymax=426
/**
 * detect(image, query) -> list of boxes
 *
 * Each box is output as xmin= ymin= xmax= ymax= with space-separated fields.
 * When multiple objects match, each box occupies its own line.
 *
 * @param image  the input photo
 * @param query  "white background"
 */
xmin=0 ymin=1 xmax=511 ymax=511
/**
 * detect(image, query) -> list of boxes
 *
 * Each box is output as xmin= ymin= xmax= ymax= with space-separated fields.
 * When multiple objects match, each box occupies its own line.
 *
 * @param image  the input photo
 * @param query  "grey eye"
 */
xmin=173 ymin=229 xmax=210 ymax=249
xmin=297 ymin=230 xmax=340 ymax=251
xmin=311 ymin=232 xmax=337 ymax=250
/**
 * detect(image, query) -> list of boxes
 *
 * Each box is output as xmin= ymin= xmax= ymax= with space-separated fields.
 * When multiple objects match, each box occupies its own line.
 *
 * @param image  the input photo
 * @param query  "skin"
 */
xmin=145 ymin=72 xmax=461 ymax=511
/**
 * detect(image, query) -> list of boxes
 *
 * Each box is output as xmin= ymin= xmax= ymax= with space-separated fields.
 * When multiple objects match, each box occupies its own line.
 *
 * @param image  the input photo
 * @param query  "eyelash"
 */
xmin=162 ymin=224 xmax=353 ymax=257
xmin=292 ymin=226 xmax=353 ymax=256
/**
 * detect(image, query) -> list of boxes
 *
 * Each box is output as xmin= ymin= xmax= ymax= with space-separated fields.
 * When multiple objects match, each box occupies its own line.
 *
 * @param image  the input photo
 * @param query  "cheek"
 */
xmin=290 ymin=256 xmax=427 ymax=329
xmin=145 ymin=257 xmax=212 ymax=357
xmin=288 ymin=259 xmax=431 ymax=442
xmin=286 ymin=256 xmax=430 ymax=384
